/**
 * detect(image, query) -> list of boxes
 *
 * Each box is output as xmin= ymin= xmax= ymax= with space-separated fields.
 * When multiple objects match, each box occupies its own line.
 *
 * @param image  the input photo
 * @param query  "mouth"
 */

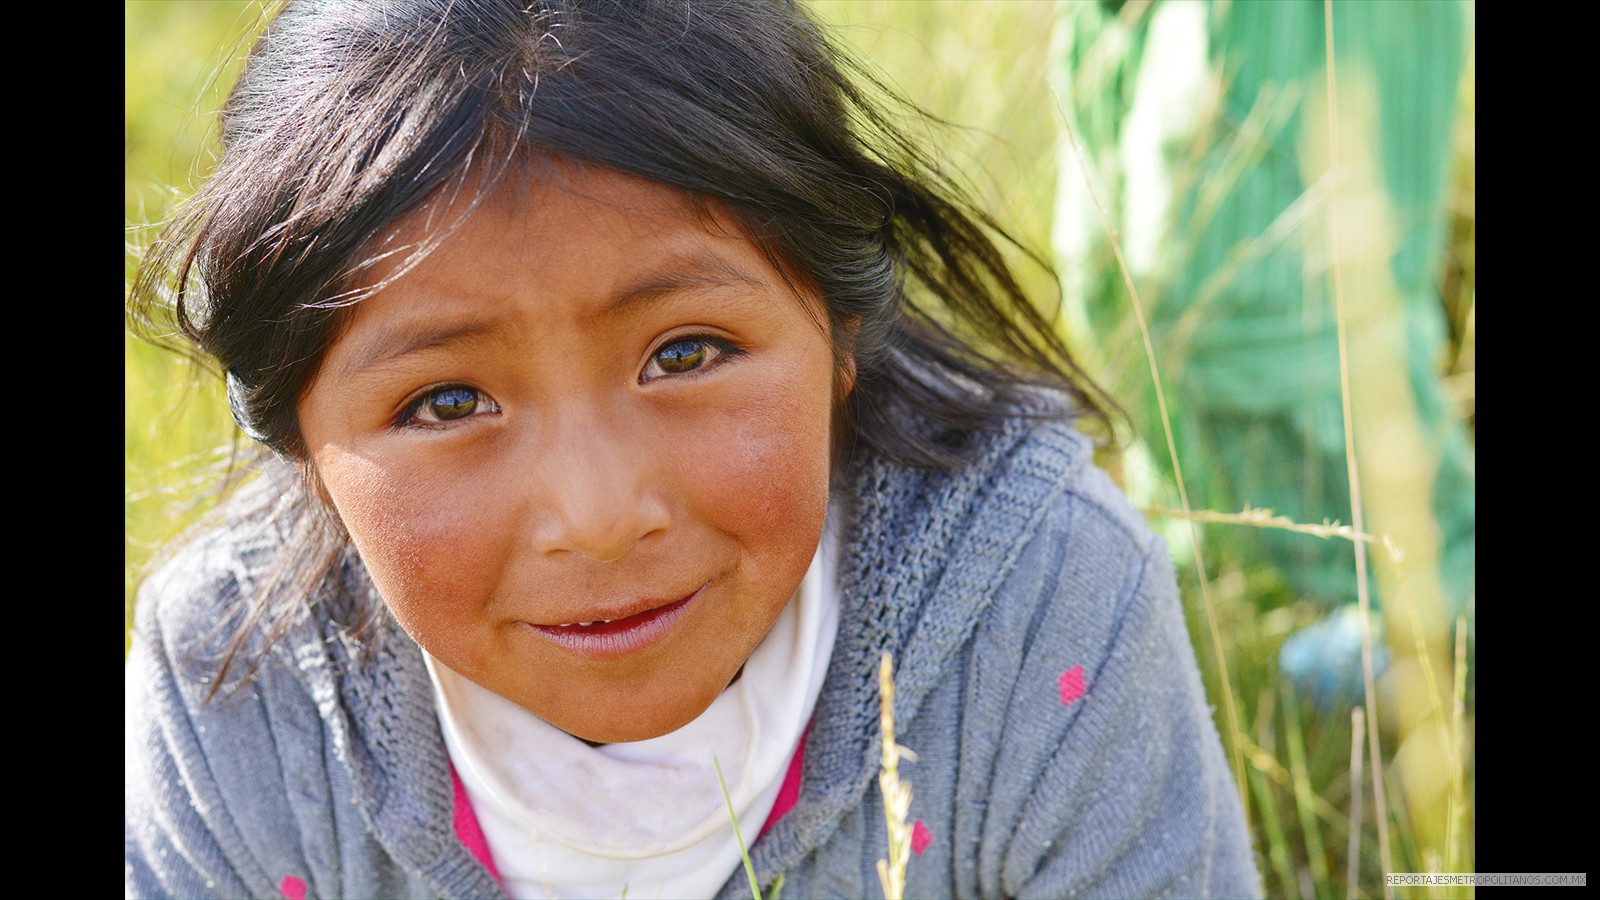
xmin=526 ymin=583 xmax=707 ymax=658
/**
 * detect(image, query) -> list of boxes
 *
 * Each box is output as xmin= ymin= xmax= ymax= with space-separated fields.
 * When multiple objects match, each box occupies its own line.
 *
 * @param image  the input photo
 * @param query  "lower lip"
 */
xmin=527 ymin=585 xmax=705 ymax=659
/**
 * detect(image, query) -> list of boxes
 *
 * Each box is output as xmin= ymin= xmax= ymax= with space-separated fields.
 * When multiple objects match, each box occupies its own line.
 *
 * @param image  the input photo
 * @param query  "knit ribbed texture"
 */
xmin=126 ymin=415 xmax=1260 ymax=898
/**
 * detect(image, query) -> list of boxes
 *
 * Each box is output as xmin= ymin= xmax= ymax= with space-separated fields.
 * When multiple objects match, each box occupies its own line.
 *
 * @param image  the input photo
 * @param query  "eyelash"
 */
xmin=395 ymin=383 xmax=500 ymax=430
xmin=639 ymin=334 xmax=743 ymax=383
xmin=393 ymin=336 xmax=742 ymax=430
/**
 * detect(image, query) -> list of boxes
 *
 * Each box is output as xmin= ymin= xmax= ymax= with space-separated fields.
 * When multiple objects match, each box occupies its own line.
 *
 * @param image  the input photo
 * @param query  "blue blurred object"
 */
xmin=1278 ymin=606 xmax=1389 ymax=709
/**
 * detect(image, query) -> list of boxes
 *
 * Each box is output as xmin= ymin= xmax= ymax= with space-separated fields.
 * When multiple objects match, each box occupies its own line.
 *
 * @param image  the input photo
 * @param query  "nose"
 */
xmin=525 ymin=409 xmax=670 ymax=562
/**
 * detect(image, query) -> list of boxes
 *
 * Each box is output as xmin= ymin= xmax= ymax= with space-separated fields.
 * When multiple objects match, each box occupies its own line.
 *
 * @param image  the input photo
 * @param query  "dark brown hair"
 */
xmin=129 ymin=0 xmax=1117 ymax=691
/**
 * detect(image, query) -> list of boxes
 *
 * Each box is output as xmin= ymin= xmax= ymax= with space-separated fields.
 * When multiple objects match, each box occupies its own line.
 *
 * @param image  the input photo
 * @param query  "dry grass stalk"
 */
xmin=1281 ymin=681 xmax=1334 ymax=889
xmin=1142 ymin=505 xmax=1400 ymax=559
xmin=1317 ymin=3 xmax=1392 ymax=891
xmin=876 ymin=652 xmax=916 ymax=900
xmin=1050 ymin=81 xmax=1246 ymax=823
xmin=1347 ymin=707 xmax=1365 ymax=900
xmin=1241 ymin=736 xmax=1346 ymax=831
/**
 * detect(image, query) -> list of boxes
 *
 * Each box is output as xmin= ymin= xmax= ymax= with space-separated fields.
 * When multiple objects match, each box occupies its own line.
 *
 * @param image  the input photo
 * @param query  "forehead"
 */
xmin=316 ymin=163 xmax=828 ymax=384
xmin=376 ymin=162 xmax=746 ymax=286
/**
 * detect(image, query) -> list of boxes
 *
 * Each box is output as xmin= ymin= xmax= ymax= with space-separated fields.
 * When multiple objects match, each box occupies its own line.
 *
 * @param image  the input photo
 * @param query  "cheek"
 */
xmin=312 ymin=446 xmax=506 ymax=631
xmin=722 ymin=402 xmax=830 ymax=521
xmin=681 ymin=360 xmax=835 ymax=601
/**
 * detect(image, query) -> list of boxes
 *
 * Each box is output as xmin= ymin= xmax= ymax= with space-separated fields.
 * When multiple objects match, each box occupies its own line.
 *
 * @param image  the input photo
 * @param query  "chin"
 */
xmin=560 ymin=705 xmax=707 ymax=744
xmin=531 ymin=673 xmax=726 ymax=745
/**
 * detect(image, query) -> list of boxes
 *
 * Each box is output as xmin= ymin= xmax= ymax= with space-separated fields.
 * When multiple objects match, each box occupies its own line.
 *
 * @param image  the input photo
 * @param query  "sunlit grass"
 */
xmin=125 ymin=0 xmax=264 ymax=651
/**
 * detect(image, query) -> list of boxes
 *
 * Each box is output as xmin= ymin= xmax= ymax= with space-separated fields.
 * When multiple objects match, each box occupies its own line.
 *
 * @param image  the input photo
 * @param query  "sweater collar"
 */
xmin=738 ymin=417 xmax=1089 ymax=892
xmin=285 ymin=560 xmax=503 ymax=897
xmin=297 ymin=415 xmax=1087 ymax=898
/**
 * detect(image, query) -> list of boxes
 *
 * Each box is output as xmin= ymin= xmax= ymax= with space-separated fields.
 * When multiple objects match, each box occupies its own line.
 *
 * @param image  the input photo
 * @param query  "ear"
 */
xmin=299 ymin=457 xmax=336 ymax=510
xmin=835 ymin=316 xmax=861 ymax=399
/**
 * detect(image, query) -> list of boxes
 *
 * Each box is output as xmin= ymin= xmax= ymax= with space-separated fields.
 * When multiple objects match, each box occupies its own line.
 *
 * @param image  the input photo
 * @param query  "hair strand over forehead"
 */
xmin=128 ymin=0 xmax=1119 ymax=695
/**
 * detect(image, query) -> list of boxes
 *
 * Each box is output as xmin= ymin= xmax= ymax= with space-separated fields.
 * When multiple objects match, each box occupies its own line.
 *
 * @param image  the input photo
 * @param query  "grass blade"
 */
xmin=1347 ymin=708 xmax=1364 ymax=899
xmin=714 ymin=756 xmax=762 ymax=900
xmin=1281 ymin=680 xmax=1332 ymax=894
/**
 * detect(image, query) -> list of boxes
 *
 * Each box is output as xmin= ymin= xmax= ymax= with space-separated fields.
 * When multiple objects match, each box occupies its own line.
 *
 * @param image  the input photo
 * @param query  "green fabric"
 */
xmin=1053 ymin=0 xmax=1474 ymax=612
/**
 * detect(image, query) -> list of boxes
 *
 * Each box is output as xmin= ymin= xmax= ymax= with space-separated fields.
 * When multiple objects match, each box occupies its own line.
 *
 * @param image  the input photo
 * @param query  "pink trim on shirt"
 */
xmin=451 ymin=763 xmax=504 ymax=887
xmin=759 ymin=727 xmax=808 ymax=839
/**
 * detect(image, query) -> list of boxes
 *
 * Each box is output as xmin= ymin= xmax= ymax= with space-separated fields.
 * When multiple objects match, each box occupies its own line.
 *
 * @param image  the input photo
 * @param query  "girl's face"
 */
xmin=297 ymin=165 xmax=844 ymax=743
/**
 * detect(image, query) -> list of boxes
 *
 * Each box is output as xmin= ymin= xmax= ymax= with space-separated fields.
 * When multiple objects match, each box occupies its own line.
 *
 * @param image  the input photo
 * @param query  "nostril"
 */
xmin=532 ymin=510 xmax=667 ymax=562
xmin=527 ymin=440 xmax=670 ymax=560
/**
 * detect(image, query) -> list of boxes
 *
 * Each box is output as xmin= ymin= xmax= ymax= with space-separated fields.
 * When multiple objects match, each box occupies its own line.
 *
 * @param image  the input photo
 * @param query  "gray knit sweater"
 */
xmin=125 ymin=416 xmax=1262 ymax=899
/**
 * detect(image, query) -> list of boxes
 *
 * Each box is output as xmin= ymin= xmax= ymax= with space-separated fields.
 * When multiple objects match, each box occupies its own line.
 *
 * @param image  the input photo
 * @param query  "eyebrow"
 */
xmin=335 ymin=319 xmax=501 ymax=383
xmin=599 ymin=251 xmax=769 ymax=319
xmin=336 ymin=251 xmax=773 ymax=381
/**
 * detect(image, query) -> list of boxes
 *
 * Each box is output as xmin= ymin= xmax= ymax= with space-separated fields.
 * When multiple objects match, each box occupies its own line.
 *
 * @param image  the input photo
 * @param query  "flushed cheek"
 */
xmin=314 ymin=446 xmax=511 ymax=633
xmin=687 ymin=391 xmax=833 ymax=616
xmin=721 ymin=415 xmax=829 ymax=521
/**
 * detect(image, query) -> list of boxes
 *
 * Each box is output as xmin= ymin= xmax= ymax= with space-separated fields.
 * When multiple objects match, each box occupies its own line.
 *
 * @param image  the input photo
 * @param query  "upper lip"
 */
xmin=532 ymin=582 xmax=705 ymax=627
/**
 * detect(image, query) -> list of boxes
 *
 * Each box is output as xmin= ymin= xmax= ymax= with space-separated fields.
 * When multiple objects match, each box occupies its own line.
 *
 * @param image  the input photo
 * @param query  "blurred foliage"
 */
xmin=810 ymin=0 xmax=1065 ymax=308
xmin=125 ymin=1 xmax=266 ymax=648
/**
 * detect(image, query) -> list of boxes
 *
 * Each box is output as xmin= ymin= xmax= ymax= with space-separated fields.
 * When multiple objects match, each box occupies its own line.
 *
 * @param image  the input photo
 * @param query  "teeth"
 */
xmin=555 ymin=617 xmax=618 ymax=628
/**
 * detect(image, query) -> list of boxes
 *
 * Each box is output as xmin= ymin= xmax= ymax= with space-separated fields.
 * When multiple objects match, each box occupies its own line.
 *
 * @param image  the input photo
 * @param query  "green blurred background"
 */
xmin=126 ymin=2 xmax=1475 ymax=897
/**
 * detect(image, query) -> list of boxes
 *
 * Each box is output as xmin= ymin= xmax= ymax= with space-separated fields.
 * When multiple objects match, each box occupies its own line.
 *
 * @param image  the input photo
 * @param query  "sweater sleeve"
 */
xmin=125 ymin=607 xmax=268 ymax=899
xmin=977 ymin=469 xmax=1262 ymax=899
xmin=125 ymin=538 xmax=333 ymax=900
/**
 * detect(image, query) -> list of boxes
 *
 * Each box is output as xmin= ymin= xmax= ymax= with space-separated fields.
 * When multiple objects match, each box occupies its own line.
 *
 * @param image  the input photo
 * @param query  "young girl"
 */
xmin=125 ymin=1 xmax=1260 ymax=897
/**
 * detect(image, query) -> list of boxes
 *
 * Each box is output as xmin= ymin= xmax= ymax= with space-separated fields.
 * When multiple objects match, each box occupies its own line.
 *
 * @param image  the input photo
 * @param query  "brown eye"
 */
xmin=397 ymin=384 xmax=498 ymax=429
xmin=640 ymin=335 xmax=741 ymax=383
xmin=429 ymin=386 xmax=479 ymax=420
xmin=654 ymin=339 xmax=708 ymax=374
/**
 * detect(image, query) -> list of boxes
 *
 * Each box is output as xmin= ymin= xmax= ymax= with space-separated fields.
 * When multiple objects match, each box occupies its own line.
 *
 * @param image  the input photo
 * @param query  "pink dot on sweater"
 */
xmin=1058 ymin=665 xmax=1086 ymax=705
xmin=279 ymin=875 xmax=307 ymax=900
xmin=911 ymin=819 xmax=933 ymax=856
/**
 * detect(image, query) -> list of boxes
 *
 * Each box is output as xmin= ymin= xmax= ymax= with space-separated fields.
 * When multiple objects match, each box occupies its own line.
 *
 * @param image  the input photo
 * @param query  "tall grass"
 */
xmin=125 ymin=3 xmax=1475 ymax=897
